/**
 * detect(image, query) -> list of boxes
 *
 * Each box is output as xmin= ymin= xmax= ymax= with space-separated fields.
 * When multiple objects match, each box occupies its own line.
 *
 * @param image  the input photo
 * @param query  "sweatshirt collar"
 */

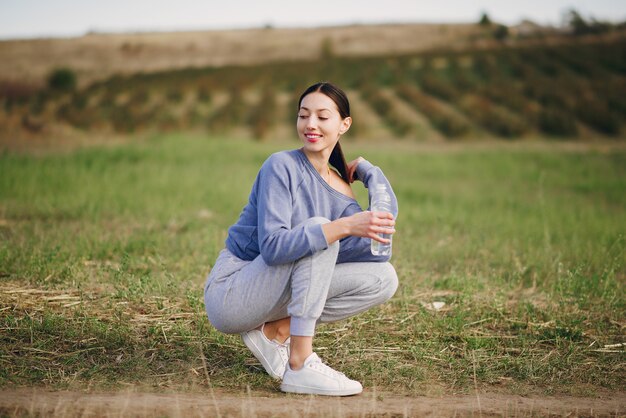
xmin=296 ymin=149 xmax=357 ymax=203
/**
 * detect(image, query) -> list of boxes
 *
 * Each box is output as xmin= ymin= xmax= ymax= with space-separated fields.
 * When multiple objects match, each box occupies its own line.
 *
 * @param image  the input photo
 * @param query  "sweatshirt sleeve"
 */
xmin=356 ymin=159 xmax=398 ymax=217
xmin=337 ymin=159 xmax=399 ymax=263
xmin=256 ymin=154 xmax=329 ymax=266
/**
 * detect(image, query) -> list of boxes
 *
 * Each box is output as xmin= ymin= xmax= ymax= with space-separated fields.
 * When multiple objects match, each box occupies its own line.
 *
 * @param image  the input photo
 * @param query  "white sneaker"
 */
xmin=280 ymin=353 xmax=363 ymax=396
xmin=241 ymin=326 xmax=289 ymax=380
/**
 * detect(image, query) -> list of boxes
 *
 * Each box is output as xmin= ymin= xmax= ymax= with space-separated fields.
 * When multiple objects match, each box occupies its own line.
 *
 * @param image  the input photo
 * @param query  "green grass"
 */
xmin=0 ymin=135 xmax=624 ymax=395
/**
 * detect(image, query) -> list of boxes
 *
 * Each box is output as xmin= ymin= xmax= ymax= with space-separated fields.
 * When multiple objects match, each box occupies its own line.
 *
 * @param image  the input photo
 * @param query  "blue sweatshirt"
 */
xmin=225 ymin=149 xmax=398 ymax=266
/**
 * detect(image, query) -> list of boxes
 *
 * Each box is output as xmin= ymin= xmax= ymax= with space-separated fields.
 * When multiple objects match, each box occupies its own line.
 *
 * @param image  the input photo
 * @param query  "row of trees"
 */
xmin=478 ymin=8 xmax=626 ymax=41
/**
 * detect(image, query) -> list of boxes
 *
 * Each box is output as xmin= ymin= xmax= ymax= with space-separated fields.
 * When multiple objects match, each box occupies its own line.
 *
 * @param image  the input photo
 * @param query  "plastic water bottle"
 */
xmin=370 ymin=183 xmax=392 ymax=256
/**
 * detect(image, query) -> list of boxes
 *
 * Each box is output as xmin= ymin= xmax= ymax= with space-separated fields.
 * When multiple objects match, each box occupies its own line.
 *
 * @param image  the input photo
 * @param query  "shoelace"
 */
xmin=308 ymin=359 xmax=346 ymax=378
xmin=275 ymin=343 xmax=289 ymax=363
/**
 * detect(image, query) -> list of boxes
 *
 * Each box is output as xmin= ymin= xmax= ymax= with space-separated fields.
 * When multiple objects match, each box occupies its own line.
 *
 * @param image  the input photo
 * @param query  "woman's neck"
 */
xmin=301 ymin=148 xmax=331 ymax=176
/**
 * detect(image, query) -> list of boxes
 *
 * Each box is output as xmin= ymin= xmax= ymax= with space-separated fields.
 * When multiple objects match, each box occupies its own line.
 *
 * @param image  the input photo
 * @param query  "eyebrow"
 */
xmin=299 ymin=107 xmax=332 ymax=112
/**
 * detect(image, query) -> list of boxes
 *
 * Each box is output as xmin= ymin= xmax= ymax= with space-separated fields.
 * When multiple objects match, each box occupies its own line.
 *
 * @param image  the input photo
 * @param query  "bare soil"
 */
xmin=0 ymin=388 xmax=624 ymax=417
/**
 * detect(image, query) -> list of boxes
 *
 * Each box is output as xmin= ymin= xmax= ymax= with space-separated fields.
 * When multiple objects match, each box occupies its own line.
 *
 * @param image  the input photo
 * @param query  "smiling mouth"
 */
xmin=305 ymin=134 xmax=322 ymax=141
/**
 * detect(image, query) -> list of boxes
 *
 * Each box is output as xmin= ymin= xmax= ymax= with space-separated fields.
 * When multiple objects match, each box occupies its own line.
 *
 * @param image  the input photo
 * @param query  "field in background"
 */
xmin=1 ymin=135 xmax=624 ymax=395
xmin=2 ymin=33 xmax=625 ymax=147
xmin=0 ymin=24 xmax=486 ymax=86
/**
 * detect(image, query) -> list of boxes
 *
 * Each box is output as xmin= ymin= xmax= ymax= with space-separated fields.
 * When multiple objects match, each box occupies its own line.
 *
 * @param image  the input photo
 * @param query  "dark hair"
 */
xmin=298 ymin=82 xmax=350 ymax=181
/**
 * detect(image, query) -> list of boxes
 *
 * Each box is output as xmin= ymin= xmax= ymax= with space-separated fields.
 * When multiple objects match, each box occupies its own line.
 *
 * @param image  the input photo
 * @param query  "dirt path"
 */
xmin=0 ymin=388 xmax=624 ymax=417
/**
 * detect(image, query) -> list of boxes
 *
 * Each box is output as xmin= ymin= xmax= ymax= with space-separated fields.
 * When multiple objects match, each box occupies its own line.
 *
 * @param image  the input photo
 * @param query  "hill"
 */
xmin=0 ymin=23 xmax=484 ymax=87
xmin=1 ymin=24 xmax=625 ymax=145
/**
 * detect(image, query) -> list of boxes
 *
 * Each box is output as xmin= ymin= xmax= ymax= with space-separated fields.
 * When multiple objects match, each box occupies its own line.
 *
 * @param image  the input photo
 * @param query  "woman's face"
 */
xmin=297 ymin=92 xmax=351 ymax=155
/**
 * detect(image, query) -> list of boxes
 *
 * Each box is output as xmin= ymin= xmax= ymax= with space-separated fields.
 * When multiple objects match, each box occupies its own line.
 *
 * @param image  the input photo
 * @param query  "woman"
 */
xmin=204 ymin=82 xmax=398 ymax=396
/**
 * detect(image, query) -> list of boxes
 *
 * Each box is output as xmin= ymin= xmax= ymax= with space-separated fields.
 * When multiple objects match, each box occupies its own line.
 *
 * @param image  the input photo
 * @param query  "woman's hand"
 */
xmin=347 ymin=157 xmax=365 ymax=183
xmin=345 ymin=210 xmax=395 ymax=243
xmin=321 ymin=210 xmax=395 ymax=245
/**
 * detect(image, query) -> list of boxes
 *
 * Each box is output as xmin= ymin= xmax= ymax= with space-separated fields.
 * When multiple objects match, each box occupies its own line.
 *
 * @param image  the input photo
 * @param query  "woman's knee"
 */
xmin=378 ymin=263 xmax=399 ymax=302
xmin=204 ymin=293 xmax=245 ymax=334
xmin=205 ymin=308 xmax=246 ymax=334
xmin=204 ymin=300 xmax=227 ymax=334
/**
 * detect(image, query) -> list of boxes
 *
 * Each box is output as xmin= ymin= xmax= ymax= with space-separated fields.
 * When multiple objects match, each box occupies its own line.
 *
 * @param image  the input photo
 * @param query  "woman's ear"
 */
xmin=339 ymin=117 xmax=352 ymax=135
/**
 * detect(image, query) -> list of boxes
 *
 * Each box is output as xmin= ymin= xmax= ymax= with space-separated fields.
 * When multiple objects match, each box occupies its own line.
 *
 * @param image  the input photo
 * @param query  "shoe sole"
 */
xmin=280 ymin=383 xmax=363 ymax=396
xmin=241 ymin=332 xmax=283 ymax=380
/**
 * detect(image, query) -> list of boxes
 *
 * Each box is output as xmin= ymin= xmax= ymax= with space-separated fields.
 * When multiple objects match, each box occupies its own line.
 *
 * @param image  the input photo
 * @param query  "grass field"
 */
xmin=0 ymin=134 xmax=624 ymax=396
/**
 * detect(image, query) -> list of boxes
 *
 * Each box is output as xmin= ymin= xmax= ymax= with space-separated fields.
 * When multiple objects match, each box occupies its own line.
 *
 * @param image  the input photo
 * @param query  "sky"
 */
xmin=0 ymin=0 xmax=625 ymax=40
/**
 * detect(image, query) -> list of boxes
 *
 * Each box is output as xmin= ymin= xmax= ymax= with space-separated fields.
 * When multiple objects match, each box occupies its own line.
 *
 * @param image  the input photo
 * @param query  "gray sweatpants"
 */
xmin=204 ymin=217 xmax=399 ymax=337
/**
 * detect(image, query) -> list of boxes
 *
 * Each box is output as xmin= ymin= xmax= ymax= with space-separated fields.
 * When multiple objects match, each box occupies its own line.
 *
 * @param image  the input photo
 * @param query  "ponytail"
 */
xmin=329 ymin=141 xmax=348 ymax=181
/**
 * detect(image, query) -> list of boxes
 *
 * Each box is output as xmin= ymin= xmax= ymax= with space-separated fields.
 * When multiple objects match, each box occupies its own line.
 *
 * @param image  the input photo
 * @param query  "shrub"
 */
xmin=70 ymin=92 xmax=89 ymax=110
xmin=0 ymin=80 xmax=39 ymax=112
xmin=385 ymin=112 xmax=413 ymax=137
xmin=207 ymin=89 xmax=247 ymax=133
xmin=360 ymin=85 xmax=391 ymax=115
xmin=595 ymin=79 xmax=626 ymax=116
xmin=396 ymin=83 xmax=471 ymax=138
xmin=0 ymin=80 xmax=39 ymax=101
xmin=479 ymin=13 xmax=492 ymax=26
xmin=575 ymin=99 xmax=621 ymax=135
xmin=283 ymin=88 xmax=301 ymax=125
xmin=493 ymin=25 xmax=509 ymax=41
xmin=154 ymin=110 xmax=180 ymax=132
xmin=47 ymin=68 xmax=77 ymax=92
xmin=472 ymin=54 xmax=502 ymax=81
xmin=526 ymin=49 xmax=565 ymax=78
xmin=450 ymin=68 xmax=478 ymax=92
xmin=188 ymin=108 xmax=206 ymax=128
xmin=249 ymin=88 xmax=277 ymax=140
xmin=165 ymin=88 xmax=183 ymax=103
xmin=128 ymin=89 xmax=150 ymax=107
xmin=79 ymin=101 xmax=158 ymax=133
xmin=418 ymin=73 xmax=458 ymax=101
xmin=566 ymin=9 xmax=615 ymax=36
xmin=522 ymin=77 xmax=577 ymax=112
xmin=594 ymin=42 xmax=626 ymax=74
xmin=359 ymin=85 xmax=413 ymax=137
xmin=459 ymin=95 xmax=528 ymax=138
xmin=538 ymin=107 xmax=578 ymax=137
xmin=320 ymin=37 xmax=335 ymax=59
xmin=507 ymin=56 xmax=535 ymax=79
xmin=479 ymin=81 xmax=540 ymax=124
xmin=196 ymin=86 xmax=211 ymax=103
xmin=28 ymin=93 xmax=47 ymax=115
xmin=551 ymin=46 xmax=604 ymax=78
xmin=56 ymin=102 xmax=102 ymax=130
xmin=108 ymin=105 xmax=137 ymax=132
